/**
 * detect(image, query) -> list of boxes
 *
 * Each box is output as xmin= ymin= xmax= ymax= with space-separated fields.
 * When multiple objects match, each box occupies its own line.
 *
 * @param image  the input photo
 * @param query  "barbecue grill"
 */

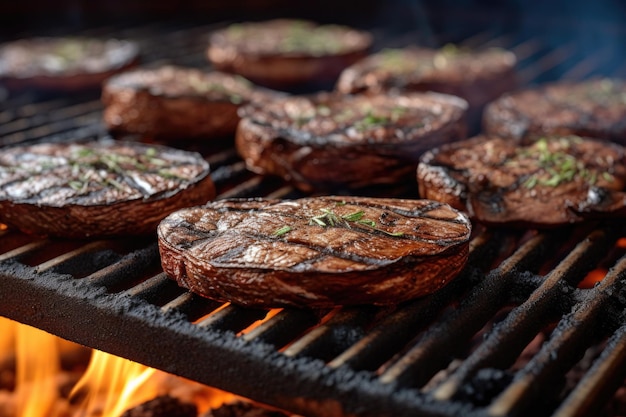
xmin=2 ymin=2 xmax=626 ymax=416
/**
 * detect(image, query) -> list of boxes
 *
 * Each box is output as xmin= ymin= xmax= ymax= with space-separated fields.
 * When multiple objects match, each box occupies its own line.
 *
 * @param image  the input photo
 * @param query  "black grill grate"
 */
xmin=1 ymin=19 xmax=626 ymax=417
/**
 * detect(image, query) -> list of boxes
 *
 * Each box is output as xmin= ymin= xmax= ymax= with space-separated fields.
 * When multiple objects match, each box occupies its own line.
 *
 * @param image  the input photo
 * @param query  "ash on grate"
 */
xmin=456 ymin=368 xmax=513 ymax=406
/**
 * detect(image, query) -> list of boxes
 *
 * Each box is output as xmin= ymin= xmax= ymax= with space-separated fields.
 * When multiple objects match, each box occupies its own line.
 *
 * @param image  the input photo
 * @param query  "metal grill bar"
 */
xmin=241 ymin=309 xmax=323 ymax=348
xmin=382 ymin=232 xmax=557 ymax=390
xmin=161 ymin=291 xmax=222 ymax=319
xmin=431 ymin=227 xmax=619 ymax=402
xmin=196 ymin=304 xmax=269 ymax=333
xmin=282 ymin=307 xmax=379 ymax=360
xmin=325 ymin=230 xmax=502 ymax=374
xmin=0 ymin=240 xmax=49 ymax=262
xmin=488 ymin=254 xmax=626 ymax=417
xmin=554 ymin=324 xmax=626 ymax=417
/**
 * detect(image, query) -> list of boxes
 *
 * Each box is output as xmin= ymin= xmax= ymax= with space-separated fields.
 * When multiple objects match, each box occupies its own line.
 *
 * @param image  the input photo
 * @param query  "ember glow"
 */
xmin=238 ymin=308 xmax=282 ymax=336
xmin=579 ymin=268 xmax=608 ymax=289
xmin=0 ymin=317 xmax=236 ymax=417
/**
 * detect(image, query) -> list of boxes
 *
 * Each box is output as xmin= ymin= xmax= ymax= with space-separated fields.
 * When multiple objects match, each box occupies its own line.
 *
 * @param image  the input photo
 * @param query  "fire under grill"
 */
xmin=2 ymin=16 xmax=626 ymax=417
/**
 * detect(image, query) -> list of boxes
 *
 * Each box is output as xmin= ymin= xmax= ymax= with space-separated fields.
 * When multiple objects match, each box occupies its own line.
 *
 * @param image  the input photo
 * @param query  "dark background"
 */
xmin=0 ymin=0 xmax=624 ymax=74
xmin=1 ymin=0 xmax=624 ymax=36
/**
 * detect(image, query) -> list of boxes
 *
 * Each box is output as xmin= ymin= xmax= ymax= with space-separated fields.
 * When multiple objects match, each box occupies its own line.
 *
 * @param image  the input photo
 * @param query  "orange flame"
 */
xmin=70 ymin=350 xmax=159 ymax=417
xmin=0 ymin=316 xmax=236 ymax=416
xmin=71 ymin=349 xmax=236 ymax=415
xmin=0 ymin=318 xmax=64 ymax=417
xmin=15 ymin=323 xmax=61 ymax=417
xmin=0 ymin=317 xmax=15 ymax=358
xmin=238 ymin=308 xmax=282 ymax=335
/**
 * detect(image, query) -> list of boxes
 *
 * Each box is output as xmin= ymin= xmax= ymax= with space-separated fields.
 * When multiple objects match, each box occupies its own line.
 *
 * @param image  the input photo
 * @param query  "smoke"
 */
xmin=367 ymin=0 xmax=626 ymax=79
xmin=511 ymin=0 xmax=626 ymax=80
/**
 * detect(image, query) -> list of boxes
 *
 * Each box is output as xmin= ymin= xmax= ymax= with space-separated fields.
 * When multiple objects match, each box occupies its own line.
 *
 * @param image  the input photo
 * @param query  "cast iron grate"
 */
xmin=1 ymin=19 xmax=626 ymax=417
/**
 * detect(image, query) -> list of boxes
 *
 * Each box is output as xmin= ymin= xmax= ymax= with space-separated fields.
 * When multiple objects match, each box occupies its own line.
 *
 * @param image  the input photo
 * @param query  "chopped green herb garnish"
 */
xmin=523 ymin=176 xmax=538 ymax=189
xmin=294 ymin=116 xmax=313 ymax=126
xmin=341 ymin=210 xmax=365 ymax=222
xmin=68 ymin=180 xmax=84 ymax=191
xmin=20 ymin=145 xmax=194 ymax=194
xmin=105 ymin=177 xmax=125 ymax=190
xmin=234 ymin=75 xmax=253 ymax=87
xmin=378 ymin=48 xmax=418 ymax=73
xmin=229 ymin=94 xmax=243 ymax=105
xmin=76 ymin=148 xmax=94 ymax=157
xmin=334 ymin=108 xmax=356 ymax=123
xmin=354 ymin=111 xmax=390 ymax=131
xmin=311 ymin=216 xmax=327 ymax=227
xmin=147 ymin=157 xmax=167 ymax=166
xmin=277 ymin=21 xmax=347 ymax=55
xmin=272 ymin=225 xmax=292 ymax=237
xmin=158 ymin=169 xmax=186 ymax=180
xmin=603 ymin=172 xmax=614 ymax=182
xmin=316 ymin=105 xmax=331 ymax=116
xmin=308 ymin=206 xmax=404 ymax=237
xmin=390 ymin=106 xmax=408 ymax=122
xmin=519 ymin=136 xmax=604 ymax=189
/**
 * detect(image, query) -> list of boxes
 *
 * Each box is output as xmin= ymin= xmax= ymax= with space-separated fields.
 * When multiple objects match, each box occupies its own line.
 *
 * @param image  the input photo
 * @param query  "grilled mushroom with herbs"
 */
xmin=0 ymin=37 xmax=139 ymax=91
xmin=417 ymin=135 xmax=626 ymax=227
xmin=336 ymin=44 xmax=517 ymax=126
xmin=158 ymin=196 xmax=471 ymax=309
xmin=0 ymin=140 xmax=215 ymax=239
xmin=102 ymin=66 xmax=282 ymax=140
xmin=483 ymin=78 xmax=626 ymax=144
xmin=207 ymin=19 xmax=372 ymax=90
xmin=236 ymin=91 xmax=468 ymax=192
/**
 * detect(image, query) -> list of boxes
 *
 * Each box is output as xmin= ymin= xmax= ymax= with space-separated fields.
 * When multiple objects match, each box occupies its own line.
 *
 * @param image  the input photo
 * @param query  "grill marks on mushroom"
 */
xmin=0 ymin=140 xmax=215 ymax=238
xmin=0 ymin=37 xmax=139 ymax=91
xmin=336 ymin=45 xmax=517 ymax=125
xmin=102 ymin=66 xmax=282 ymax=140
xmin=207 ymin=19 xmax=373 ymax=90
xmin=236 ymin=91 xmax=468 ymax=192
xmin=158 ymin=196 xmax=471 ymax=309
xmin=483 ymin=78 xmax=626 ymax=144
xmin=417 ymin=135 xmax=626 ymax=227
xmin=1 ymin=145 xmax=188 ymax=203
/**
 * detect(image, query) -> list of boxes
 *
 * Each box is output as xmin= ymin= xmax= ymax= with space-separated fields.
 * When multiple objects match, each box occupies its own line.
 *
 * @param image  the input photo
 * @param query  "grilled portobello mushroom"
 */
xmin=483 ymin=78 xmax=626 ymax=144
xmin=336 ymin=45 xmax=517 ymax=126
xmin=158 ymin=196 xmax=472 ymax=309
xmin=417 ymin=135 xmax=626 ymax=227
xmin=0 ymin=37 xmax=139 ymax=92
xmin=0 ymin=139 xmax=215 ymax=239
xmin=236 ymin=91 xmax=468 ymax=192
xmin=207 ymin=19 xmax=372 ymax=91
xmin=103 ymin=66 xmax=281 ymax=140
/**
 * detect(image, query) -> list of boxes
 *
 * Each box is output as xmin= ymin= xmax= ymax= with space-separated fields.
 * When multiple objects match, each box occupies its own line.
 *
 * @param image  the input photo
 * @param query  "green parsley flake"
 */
xmin=272 ymin=225 xmax=292 ymax=237
xmin=520 ymin=137 xmax=603 ymax=188
xmin=308 ymin=206 xmax=404 ymax=237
